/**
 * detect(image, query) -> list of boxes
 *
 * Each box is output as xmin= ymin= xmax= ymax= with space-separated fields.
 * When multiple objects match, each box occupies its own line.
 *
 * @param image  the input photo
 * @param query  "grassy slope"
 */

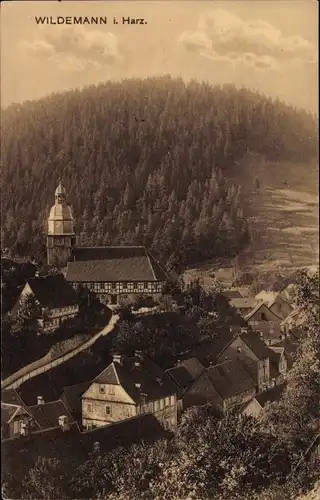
xmin=184 ymin=152 xmax=318 ymax=287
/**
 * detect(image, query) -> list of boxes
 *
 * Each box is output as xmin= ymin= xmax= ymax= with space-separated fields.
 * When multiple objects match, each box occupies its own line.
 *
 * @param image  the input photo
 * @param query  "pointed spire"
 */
xmin=55 ymin=179 xmax=66 ymax=197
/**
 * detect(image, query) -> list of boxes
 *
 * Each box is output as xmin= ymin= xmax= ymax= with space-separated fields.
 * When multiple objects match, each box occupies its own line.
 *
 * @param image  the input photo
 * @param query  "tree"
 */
xmin=11 ymin=294 xmax=42 ymax=334
xmin=21 ymin=457 xmax=70 ymax=500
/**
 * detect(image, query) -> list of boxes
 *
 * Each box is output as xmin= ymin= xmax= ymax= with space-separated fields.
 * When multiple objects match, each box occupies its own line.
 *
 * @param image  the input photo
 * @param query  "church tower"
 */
xmin=47 ymin=181 xmax=76 ymax=269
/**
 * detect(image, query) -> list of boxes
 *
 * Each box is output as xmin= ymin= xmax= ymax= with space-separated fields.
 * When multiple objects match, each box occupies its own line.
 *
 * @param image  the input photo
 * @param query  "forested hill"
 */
xmin=1 ymin=76 xmax=317 ymax=269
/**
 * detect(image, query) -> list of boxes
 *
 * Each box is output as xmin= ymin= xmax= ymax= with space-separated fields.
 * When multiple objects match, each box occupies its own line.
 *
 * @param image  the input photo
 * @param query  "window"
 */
xmin=105 ymin=405 xmax=112 ymax=416
xmin=170 ymin=395 xmax=175 ymax=406
xmin=13 ymin=420 xmax=21 ymax=434
xmin=99 ymin=385 xmax=105 ymax=394
xmin=99 ymin=283 xmax=104 ymax=290
xmin=144 ymin=283 xmax=148 ymax=290
xmin=123 ymin=282 xmax=127 ymax=289
xmin=154 ymin=400 xmax=159 ymax=411
xmin=125 ymin=407 xmax=132 ymax=417
xmin=261 ymin=313 xmax=267 ymax=321
xmin=160 ymin=399 xmax=164 ymax=410
xmin=133 ymin=283 xmax=138 ymax=290
xmin=165 ymin=397 xmax=170 ymax=407
xmin=87 ymin=403 xmax=92 ymax=413
xmin=109 ymin=386 xmax=115 ymax=395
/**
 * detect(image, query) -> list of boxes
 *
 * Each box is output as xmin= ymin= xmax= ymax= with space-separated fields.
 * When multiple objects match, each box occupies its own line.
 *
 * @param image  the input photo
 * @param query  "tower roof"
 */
xmin=55 ymin=181 xmax=66 ymax=196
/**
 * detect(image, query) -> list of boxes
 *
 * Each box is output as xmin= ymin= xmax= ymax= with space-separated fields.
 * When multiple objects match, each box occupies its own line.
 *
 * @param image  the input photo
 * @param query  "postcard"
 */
xmin=1 ymin=1 xmax=319 ymax=499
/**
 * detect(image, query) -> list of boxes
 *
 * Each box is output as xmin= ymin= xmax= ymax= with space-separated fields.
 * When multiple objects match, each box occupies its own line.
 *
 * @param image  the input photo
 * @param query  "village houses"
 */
xmin=81 ymin=352 xmax=178 ymax=431
xmin=9 ymin=273 xmax=79 ymax=332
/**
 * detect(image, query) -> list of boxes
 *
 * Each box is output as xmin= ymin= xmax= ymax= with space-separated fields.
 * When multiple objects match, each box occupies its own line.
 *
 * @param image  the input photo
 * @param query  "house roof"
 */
xmin=79 ymin=414 xmax=168 ymax=454
xmin=178 ymin=357 xmax=205 ymax=379
xmin=1 ymin=389 xmax=27 ymax=408
xmin=27 ymin=400 xmax=76 ymax=430
xmin=222 ymin=289 xmax=243 ymax=299
xmin=90 ymin=355 xmax=177 ymax=404
xmin=244 ymin=302 xmax=282 ymax=322
xmin=254 ymin=291 xmax=279 ymax=306
xmin=61 ymin=381 xmax=92 ymax=418
xmin=66 ymin=246 xmax=167 ymax=282
xmin=280 ymin=307 xmax=307 ymax=327
xmin=207 ymin=359 xmax=256 ymax=399
xmin=192 ymin=329 xmax=235 ymax=366
xmin=255 ymin=383 xmax=286 ymax=407
xmin=272 ymin=338 xmax=298 ymax=369
xmin=229 ymin=298 xmax=256 ymax=310
xmin=240 ymin=331 xmax=271 ymax=360
xmin=2 ymin=414 xmax=167 ymax=487
xmin=166 ymin=366 xmax=195 ymax=390
xmin=26 ymin=274 xmax=79 ymax=309
xmin=1 ymin=403 xmax=23 ymax=427
xmin=268 ymin=346 xmax=284 ymax=363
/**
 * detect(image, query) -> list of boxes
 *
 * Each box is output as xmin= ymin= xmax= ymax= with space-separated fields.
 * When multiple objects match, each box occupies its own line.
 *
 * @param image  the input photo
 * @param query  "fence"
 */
xmin=1 ymin=315 xmax=120 ymax=391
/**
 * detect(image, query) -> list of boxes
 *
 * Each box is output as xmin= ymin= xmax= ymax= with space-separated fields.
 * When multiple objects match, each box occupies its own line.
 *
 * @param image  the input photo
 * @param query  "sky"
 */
xmin=1 ymin=1 xmax=318 ymax=111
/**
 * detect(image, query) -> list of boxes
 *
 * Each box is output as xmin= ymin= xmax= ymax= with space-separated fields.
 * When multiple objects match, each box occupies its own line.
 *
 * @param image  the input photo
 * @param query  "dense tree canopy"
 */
xmin=1 ymin=77 xmax=317 ymax=266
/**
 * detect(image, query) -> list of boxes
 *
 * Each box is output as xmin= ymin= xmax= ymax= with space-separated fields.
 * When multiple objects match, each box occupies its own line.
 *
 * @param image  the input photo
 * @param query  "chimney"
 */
xmin=58 ymin=415 xmax=70 ymax=431
xmin=93 ymin=441 xmax=100 ymax=453
xmin=37 ymin=396 xmax=44 ymax=405
xmin=135 ymin=383 xmax=141 ymax=389
xmin=113 ymin=354 xmax=123 ymax=365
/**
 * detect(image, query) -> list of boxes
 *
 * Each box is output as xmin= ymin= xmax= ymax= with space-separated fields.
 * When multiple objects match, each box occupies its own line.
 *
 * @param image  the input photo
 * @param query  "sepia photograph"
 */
xmin=1 ymin=1 xmax=319 ymax=499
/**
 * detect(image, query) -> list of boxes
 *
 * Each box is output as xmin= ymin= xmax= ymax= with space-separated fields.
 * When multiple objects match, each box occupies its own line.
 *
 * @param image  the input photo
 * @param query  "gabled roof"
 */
xmin=88 ymin=355 xmax=177 ymax=404
xmin=1 ymin=389 xmax=27 ymax=408
xmin=27 ymin=400 xmax=76 ymax=430
xmin=244 ymin=302 xmax=282 ymax=322
xmin=207 ymin=359 xmax=256 ymax=399
xmin=178 ymin=357 xmax=205 ymax=379
xmin=95 ymin=363 xmax=120 ymax=385
xmin=66 ymin=246 xmax=167 ymax=282
xmin=166 ymin=357 xmax=205 ymax=391
xmin=26 ymin=274 xmax=79 ymax=309
xmin=191 ymin=329 xmax=235 ymax=366
xmin=166 ymin=366 xmax=195 ymax=390
xmin=255 ymin=383 xmax=286 ymax=407
xmin=61 ymin=381 xmax=92 ymax=418
xmin=1 ymin=403 xmax=24 ymax=427
xmin=240 ymin=331 xmax=272 ymax=360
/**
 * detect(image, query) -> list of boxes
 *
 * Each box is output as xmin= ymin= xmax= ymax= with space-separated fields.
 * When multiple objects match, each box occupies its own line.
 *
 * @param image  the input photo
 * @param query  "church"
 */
xmin=47 ymin=182 xmax=167 ymax=306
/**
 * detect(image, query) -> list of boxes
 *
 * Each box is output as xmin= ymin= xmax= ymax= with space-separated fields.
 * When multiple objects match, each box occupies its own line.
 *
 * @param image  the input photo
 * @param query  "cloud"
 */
xmin=179 ymin=9 xmax=316 ymax=70
xmin=21 ymin=28 xmax=121 ymax=71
